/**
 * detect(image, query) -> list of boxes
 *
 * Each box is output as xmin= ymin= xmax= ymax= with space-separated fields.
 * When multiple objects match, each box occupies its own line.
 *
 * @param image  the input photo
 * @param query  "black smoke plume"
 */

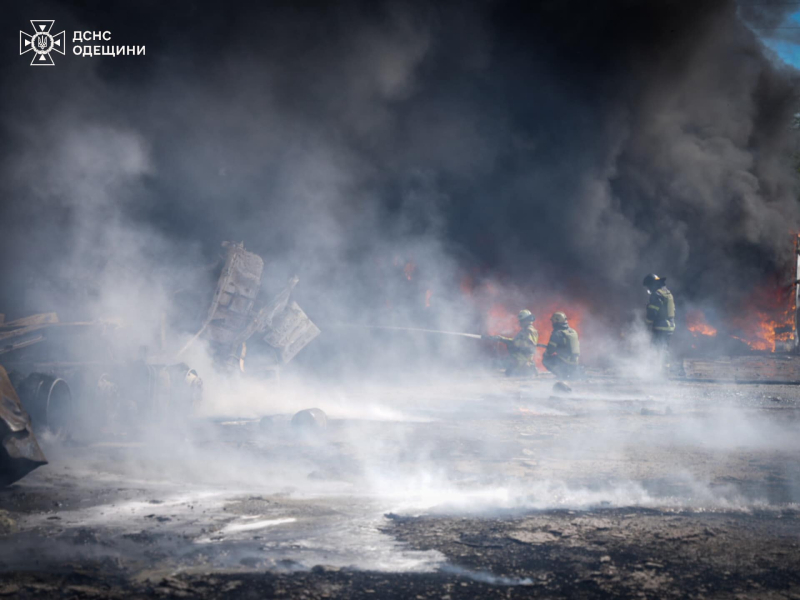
xmin=1 ymin=0 xmax=798 ymax=360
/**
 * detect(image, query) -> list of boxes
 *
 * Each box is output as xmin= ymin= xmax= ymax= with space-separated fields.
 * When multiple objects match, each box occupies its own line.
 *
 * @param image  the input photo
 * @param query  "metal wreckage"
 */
xmin=0 ymin=241 xmax=320 ymax=486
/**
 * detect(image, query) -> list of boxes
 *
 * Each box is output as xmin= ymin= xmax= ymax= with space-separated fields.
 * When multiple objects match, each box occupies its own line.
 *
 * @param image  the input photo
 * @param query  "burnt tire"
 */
xmin=17 ymin=374 xmax=73 ymax=437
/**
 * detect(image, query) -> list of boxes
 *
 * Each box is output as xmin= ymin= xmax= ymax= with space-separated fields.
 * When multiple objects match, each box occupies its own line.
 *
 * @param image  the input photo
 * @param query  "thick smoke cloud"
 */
xmin=0 ymin=0 xmax=798 ymax=353
xmin=3 ymin=3 xmax=800 ymax=547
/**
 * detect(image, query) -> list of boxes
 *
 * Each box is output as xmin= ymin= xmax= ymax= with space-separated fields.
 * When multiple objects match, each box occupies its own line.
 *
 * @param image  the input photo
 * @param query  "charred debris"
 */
xmin=0 ymin=241 xmax=320 ymax=486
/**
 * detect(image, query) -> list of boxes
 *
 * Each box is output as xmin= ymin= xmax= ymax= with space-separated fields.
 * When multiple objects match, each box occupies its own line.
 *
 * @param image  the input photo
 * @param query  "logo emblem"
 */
xmin=20 ymin=20 xmax=65 ymax=66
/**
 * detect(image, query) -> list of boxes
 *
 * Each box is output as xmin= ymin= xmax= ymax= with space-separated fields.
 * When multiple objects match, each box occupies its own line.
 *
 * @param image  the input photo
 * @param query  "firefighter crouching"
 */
xmin=484 ymin=310 xmax=539 ymax=377
xmin=643 ymin=273 xmax=675 ymax=370
xmin=542 ymin=311 xmax=581 ymax=379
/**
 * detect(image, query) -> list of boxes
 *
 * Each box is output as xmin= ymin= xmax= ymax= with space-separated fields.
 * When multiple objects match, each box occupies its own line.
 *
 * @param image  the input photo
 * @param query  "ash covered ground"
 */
xmin=2 ymin=372 xmax=800 ymax=599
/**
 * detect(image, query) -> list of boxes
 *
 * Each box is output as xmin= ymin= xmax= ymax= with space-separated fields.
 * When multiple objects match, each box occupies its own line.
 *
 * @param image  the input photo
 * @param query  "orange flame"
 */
xmin=482 ymin=296 xmax=586 ymax=369
xmin=486 ymin=303 xmax=519 ymax=336
xmin=729 ymin=281 xmax=795 ymax=352
xmin=686 ymin=310 xmax=717 ymax=337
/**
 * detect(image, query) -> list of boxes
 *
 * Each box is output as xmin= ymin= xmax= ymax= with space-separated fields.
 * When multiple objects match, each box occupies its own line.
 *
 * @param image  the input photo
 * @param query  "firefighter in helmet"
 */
xmin=484 ymin=310 xmax=539 ymax=377
xmin=542 ymin=311 xmax=581 ymax=379
xmin=643 ymin=273 xmax=675 ymax=370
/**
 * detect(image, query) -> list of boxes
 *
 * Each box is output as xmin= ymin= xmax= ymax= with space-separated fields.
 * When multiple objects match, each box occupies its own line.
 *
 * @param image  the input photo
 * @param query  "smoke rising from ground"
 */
xmin=1 ymin=0 xmax=798 ymax=347
xmin=4 ymin=6 xmax=800 ymax=582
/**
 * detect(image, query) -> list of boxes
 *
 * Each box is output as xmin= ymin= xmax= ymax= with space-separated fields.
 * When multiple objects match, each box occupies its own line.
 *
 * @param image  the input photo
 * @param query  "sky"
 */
xmin=758 ymin=8 xmax=800 ymax=66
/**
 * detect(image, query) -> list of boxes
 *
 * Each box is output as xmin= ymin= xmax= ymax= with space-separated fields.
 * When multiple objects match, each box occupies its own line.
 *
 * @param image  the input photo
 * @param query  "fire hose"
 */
xmin=331 ymin=324 xmax=548 ymax=348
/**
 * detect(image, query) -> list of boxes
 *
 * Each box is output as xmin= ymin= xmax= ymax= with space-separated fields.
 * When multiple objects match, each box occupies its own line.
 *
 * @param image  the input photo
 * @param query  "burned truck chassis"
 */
xmin=0 ymin=241 xmax=319 ymax=486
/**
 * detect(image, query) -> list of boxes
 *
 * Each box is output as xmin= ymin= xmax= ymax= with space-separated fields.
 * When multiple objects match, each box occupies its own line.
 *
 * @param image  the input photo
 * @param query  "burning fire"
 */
xmin=482 ymin=301 xmax=584 ymax=338
xmin=487 ymin=301 xmax=585 ymax=369
xmin=459 ymin=275 xmax=587 ymax=368
xmin=685 ymin=280 xmax=794 ymax=352
xmin=485 ymin=303 xmax=520 ymax=336
xmin=394 ymin=246 xmax=797 ymax=357
xmin=686 ymin=310 xmax=717 ymax=337
xmin=731 ymin=312 xmax=793 ymax=352
xmin=730 ymin=281 xmax=795 ymax=352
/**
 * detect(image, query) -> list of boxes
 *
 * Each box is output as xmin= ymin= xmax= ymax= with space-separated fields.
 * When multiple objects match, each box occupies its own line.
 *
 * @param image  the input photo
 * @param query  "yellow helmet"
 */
xmin=551 ymin=311 xmax=568 ymax=325
xmin=517 ymin=310 xmax=535 ymax=322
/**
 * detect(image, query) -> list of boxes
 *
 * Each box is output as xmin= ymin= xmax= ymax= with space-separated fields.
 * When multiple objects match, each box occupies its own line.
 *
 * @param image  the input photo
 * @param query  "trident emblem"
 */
xmin=20 ymin=20 xmax=65 ymax=66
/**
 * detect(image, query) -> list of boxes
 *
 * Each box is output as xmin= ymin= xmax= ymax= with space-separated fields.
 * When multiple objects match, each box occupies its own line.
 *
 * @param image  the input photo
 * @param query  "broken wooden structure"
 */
xmin=183 ymin=241 xmax=320 ymax=372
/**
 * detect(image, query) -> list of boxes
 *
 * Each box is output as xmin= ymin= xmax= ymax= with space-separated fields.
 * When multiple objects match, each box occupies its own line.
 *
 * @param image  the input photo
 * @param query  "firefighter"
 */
xmin=486 ymin=310 xmax=539 ymax=376
xmin=643 ymin=273 xmax=675 ymax=370
xmin=542 ymin=311 xmax=581 ymax=379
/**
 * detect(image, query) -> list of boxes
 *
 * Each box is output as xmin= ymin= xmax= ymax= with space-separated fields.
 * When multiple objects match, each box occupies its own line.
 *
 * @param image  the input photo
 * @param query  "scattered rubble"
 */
xmin=0 ymin=241 xmax=321 ymax=485
xmin=386 ymin=508 xmax=800 ymax=599
xmin=1 ymin=375 xmax=800 ymax=597
xmin=291 ymin=408 xmax=328 ymax=433
xmin=552 ymin=381 xmax=572 ymax=394
xmin=683 ymin=354 xmax=800 ymax=383
xmin=0 ymin=365 xmax=46 ymax=486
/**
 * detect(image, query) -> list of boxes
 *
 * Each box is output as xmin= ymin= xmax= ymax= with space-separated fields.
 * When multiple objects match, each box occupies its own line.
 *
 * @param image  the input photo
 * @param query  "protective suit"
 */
xmin=542 ymin=312 xmax=581 ymax=379
xmin=490 ymin=310 xmax=539 ymax=377
xmin=643 ymin=274 xmax=675 ymax=370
